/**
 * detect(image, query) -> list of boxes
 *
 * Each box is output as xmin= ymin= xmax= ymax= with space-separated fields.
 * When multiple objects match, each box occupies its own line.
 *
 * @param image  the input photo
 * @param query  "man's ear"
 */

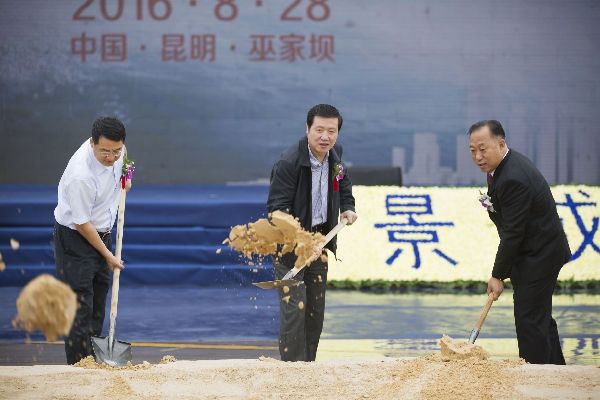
xmin=306 ymin=124 xmax=309 ymax=135
xmin=499 ymin=138 xmax=507 ymax=149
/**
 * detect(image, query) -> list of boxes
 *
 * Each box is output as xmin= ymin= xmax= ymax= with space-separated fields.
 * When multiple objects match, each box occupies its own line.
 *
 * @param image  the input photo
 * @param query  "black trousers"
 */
xmin=53 ymin=222 xmax=111 ymax=365
xmin=274 ymin=251 xmax=328 ymax=362
xmin=511 ymin=267 xmax=566 ymax=365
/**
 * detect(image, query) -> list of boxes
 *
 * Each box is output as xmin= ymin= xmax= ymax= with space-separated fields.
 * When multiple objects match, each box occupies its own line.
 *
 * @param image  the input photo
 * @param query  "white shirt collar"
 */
xmin=490 ymin=147 xmax=509 ymax=177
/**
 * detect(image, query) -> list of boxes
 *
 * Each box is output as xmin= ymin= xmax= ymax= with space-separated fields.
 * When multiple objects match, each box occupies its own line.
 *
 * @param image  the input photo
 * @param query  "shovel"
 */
xmin=468 ymin=293 xmax=495 ymax=344
xmin=91 ymin=184 xmax=132 ymax=366
xmin=253 ymin=218 xmax=348 ymax=290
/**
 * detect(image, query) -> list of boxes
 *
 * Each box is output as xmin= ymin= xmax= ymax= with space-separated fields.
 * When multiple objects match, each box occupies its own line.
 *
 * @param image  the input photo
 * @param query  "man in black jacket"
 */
xmin=469 ymin=120 xmax=571 ymax=364
xmin=267 ymin=104 xmax=357 ymax=361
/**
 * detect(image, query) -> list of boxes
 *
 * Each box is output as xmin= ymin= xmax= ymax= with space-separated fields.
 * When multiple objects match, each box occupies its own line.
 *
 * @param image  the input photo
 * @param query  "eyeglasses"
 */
xmin=98 ymin=149 xmax=122 ymax=158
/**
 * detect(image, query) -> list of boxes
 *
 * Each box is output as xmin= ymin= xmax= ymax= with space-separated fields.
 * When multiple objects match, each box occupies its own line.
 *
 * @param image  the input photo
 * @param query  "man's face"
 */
xmin=91 ymin=136 xmax=123 ymax=167
xmin=469 ymin=126 xmax=507 ymax=173
xmin=306 ymin=116 xmax=339 ymax=159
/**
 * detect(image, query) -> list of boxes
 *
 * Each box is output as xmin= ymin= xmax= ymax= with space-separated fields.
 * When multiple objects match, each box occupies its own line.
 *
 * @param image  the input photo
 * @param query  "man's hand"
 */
xmin=487 ymin=277 xmax=504 ymax=300
xmin=341 ymin=210 xmax=358 ymax=225
xmin=105 ymin=254 xmax=125 ymax=271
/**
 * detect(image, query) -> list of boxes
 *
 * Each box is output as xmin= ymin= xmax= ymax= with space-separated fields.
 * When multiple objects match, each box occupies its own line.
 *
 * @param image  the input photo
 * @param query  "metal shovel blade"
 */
xmin=468 ymin=328 xmax=480 ymax=344
xmin=91 ymin=335 xmax=132 ymax=367
xmin=252 ymin=219 xmax=349 ymax=290
xmin=252 ymin=279 xmax=302 ymax=290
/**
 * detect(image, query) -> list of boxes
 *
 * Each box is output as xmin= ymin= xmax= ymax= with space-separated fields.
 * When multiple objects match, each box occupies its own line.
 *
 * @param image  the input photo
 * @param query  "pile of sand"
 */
xmin=439 ymin=334 xmax=489 ymax=361
xmin=226 ymin=210 xmax=325 ymax=268
xmin=12 ymin=274 xmax=77 ymax=341
xmin=371 ymin=355 xmax=525 ymax=399
xmin=2 ymin=356 xmax=598 ymax=399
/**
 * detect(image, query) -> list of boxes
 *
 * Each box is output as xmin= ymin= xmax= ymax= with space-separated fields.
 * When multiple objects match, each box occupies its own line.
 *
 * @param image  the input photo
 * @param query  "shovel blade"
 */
xmin=91 ymin=335 xmax=132 ymax=367
xmin=252 ymin=279 xmax=302 ymax=290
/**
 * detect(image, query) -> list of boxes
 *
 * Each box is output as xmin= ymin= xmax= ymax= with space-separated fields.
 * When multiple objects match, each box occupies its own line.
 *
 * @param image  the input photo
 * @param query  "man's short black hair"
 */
xmin=92 ymin=117 xmax=126 ymax=144
xmin=468 ymin=120 xmax=506 ymax=139
xmin=307 ymin=104 xmax=343 ymax=131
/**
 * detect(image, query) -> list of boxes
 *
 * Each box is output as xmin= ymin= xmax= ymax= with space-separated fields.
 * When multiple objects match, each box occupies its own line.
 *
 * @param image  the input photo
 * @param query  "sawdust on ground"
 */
xmin=74 ymin=356 xmax=153 ymax=371
xmin=1 ymin=356 xmax=598 ymax=400
xmin=12 ymin=274 xmax=77 ymax=341
xmin=226 ymin=210 xmax=325 ymax=268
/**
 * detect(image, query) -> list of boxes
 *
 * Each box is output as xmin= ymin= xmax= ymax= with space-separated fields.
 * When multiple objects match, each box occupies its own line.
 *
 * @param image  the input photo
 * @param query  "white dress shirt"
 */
xmin=54 ymin=139 xmax=124 ymax=232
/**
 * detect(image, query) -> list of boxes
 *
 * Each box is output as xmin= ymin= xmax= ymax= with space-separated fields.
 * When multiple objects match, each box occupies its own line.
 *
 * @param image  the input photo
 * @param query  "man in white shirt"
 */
xmin=53 ymin=117 xmax=130 ymax=364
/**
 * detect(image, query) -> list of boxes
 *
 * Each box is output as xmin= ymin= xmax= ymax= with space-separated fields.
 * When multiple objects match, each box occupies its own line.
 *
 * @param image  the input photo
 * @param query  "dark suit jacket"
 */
xmin=487 ymin=149 xmax=571 ymax=280
xmin=267 ymin=136 xmax=355 ymax=254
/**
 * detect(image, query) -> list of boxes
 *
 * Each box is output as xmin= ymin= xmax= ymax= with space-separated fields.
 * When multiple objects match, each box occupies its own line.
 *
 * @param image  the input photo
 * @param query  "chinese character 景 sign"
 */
xmin=328 ymin=186 xmax=600 ymax=282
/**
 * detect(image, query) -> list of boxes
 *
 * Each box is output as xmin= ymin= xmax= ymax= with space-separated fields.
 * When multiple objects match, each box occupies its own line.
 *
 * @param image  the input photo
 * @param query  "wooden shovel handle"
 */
xmin=111 ymin=148 xmax=128 ymax=310
xmin=319 ymin=218 xmax=348 ymax=251
xmin=108 ymin=181 xmax=127 ymax=343
xmin=283 ymin=218 xmax=349 ymax=279
xmin=475 ymin=294 xmax=495 ymax=330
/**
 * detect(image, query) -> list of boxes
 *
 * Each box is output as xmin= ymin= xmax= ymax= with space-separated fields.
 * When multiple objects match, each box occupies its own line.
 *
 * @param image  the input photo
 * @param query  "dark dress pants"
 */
xmin=274 ymin=252 xmax=328 ymax=362
xmin=511 ymin=266 xmax=566 ymax=365
xmin=54 ymin=222 xmax=111 ymax=365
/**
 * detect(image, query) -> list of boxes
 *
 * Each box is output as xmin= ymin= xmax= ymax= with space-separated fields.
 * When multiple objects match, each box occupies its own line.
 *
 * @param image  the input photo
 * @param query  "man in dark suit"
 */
xmin=267 ymin=104 xmax=357 ymax=361
xmin=468 ymin=120 xmax=571 ymax=365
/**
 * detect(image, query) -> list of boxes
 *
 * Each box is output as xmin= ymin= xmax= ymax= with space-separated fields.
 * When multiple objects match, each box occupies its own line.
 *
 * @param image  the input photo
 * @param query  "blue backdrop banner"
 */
xmin=1 ymin=0 xmax=599 ymax=185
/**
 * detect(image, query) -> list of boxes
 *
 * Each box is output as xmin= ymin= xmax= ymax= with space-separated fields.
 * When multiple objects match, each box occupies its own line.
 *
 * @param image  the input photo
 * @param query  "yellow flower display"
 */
xmin=328 ymin=185 xmax=600 ymax=282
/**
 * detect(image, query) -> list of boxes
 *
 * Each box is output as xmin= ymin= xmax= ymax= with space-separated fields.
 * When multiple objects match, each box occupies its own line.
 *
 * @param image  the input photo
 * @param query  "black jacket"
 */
xmin=267 ymin=137 xmax=355 ymax=254
xmin=487 ymin=149 xmax=571 ymax=280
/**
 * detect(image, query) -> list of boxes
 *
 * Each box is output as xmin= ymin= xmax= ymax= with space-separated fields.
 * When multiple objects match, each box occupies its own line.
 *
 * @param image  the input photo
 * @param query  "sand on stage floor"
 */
xmin=0 ymin=355 xmax=598 ymax=399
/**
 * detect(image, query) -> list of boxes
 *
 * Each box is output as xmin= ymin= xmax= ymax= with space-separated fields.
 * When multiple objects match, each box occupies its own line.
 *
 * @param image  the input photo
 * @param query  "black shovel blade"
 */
xmin=91 ymin=336 xmax=132 ymax=367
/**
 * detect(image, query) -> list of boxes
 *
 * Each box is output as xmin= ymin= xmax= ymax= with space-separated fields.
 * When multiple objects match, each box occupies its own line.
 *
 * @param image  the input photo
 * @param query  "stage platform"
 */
xmin=0 ymin=185 xmax=274 ymax=286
